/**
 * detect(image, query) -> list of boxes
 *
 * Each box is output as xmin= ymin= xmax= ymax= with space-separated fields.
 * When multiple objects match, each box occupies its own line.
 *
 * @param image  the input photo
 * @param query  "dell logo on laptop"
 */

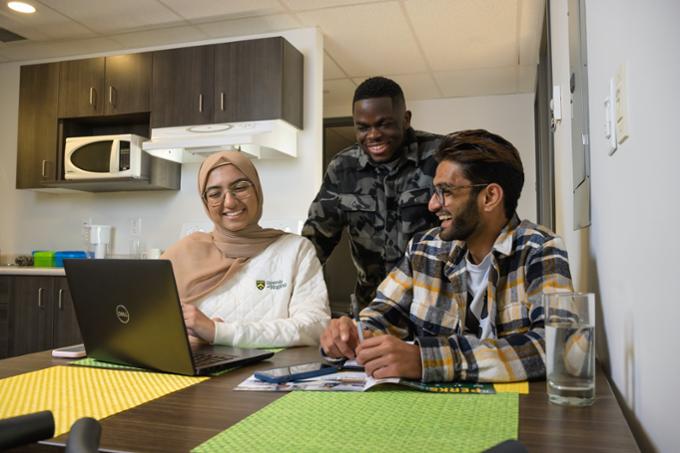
xmin=115 ymin=304 xmax=130 ymax=324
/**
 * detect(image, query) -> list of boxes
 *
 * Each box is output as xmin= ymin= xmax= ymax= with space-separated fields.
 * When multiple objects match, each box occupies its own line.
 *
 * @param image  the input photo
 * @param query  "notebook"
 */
xmin=63 ymin=259 xmax=273 ymax=376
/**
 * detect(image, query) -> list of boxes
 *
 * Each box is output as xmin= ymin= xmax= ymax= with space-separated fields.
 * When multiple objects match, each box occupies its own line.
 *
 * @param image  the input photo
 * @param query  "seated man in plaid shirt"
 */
xmin=320 ymin=129 xmax=573 ymax=382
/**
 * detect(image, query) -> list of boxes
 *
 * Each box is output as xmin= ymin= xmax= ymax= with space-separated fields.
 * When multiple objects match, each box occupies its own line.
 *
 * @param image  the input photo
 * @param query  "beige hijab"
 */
xmin=162 ymin=151 xmax=286 ymax=303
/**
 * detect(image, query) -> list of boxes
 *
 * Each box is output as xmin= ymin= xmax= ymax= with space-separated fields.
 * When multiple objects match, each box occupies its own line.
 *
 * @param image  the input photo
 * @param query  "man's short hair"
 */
xmin=352 ymin=76 xmax=405 ymax=109
xmin=435 ymin=129 xmax=524 ymax=219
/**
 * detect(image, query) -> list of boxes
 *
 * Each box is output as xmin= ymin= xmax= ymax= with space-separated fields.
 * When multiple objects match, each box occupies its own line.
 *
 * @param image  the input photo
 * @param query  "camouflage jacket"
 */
xmin=302 ymin=128 xmax=442 ymax=307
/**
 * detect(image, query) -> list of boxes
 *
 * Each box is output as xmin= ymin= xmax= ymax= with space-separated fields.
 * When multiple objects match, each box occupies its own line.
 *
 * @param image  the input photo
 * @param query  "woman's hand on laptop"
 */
xmin=181 ymin=303 xmax=216 ymax=343
xmin=187 ymin=334 xmax=207 ymax=346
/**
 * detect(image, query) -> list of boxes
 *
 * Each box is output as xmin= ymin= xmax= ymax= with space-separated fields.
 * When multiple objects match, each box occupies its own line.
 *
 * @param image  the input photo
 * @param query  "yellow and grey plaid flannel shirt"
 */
xmin=360 ymin=215 xmax=573 ymax=383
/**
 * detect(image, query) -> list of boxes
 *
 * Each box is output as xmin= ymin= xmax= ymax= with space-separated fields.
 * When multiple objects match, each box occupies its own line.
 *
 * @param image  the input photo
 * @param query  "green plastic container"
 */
xmin=33 ymin=250 xmax=55 ymax=268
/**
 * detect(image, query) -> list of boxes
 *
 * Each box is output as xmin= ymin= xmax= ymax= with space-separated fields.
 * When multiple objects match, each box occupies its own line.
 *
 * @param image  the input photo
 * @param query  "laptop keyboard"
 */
xmin=193 ymin=351 xmax=237 ymax=368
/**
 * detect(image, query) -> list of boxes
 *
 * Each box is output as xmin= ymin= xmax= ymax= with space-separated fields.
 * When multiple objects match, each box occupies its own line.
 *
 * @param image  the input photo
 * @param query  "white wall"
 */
xmin=408 ymin=94 xmax=537 ymax=222
xmin=0 ymin=28 xmax=323 ymax=258
xmin=551 ymin=1 xmax=680 ymax=451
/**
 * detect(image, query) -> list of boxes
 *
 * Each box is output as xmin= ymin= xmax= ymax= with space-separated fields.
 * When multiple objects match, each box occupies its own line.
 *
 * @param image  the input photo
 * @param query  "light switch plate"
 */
xmin=551 ymin=85 xmax=562 ymax=121
xmin=606 ymin=77 xmax=617 ymax=155
xmin=129 ymin=217 xmax=142 ymax=237
xmin=615 ymin=64 xmax=630 ymax=144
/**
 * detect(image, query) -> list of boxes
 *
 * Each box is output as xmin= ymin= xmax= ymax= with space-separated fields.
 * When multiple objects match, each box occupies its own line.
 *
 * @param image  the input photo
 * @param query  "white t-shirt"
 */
xmin=195 ymin=234 xmax=331 ymax=348
xmin=465 ymin=251 xmax=494 ymax=340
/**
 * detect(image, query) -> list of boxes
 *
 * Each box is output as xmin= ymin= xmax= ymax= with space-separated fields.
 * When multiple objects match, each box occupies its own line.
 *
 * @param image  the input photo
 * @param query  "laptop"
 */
xmin=63 ymin=259 xmax=273 ymax=376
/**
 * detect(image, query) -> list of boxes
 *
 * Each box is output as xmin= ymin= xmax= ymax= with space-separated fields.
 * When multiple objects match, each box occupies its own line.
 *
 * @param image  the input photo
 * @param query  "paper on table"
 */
xmin=236 ymin=370 xmax=496 ymax=393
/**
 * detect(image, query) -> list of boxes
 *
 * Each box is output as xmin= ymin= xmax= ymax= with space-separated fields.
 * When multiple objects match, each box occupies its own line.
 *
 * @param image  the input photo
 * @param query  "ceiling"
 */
xmin=0 ymin=0 xmax=545 ymax=115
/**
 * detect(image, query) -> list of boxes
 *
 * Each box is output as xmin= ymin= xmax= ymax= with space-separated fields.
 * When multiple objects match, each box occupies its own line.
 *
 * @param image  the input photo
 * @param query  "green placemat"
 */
xmin=192 ymin=391 xmax=519 ymax=453
xmin=70 ymin=348 xmax=284 ymax=377
xmin=70 ymin=357 xmax=144 ymax=371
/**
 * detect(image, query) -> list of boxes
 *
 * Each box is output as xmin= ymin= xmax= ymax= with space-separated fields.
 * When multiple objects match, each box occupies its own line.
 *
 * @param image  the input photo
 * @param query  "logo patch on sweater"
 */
xmin=255 ymin=279 xmax=288 ymax=290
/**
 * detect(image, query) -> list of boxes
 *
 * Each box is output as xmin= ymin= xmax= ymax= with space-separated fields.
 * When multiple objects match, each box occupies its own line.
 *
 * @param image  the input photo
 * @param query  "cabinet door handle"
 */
xmin=198 ymin=93 xmax=203 ymax=113
xmin=41 ymin=160 xmax=47 ymax=177
xmin=37 ymin=287 xmax=45 ymax=309
xmin=108 ymin=86 xmax=113 ymax=105
xmin=57 ymin=289 xmax=64 ymax=310
xmin=89 ymin=87 xmax=97 ymax=109
xmin=220 ymin=92 xmax=225 ymax=111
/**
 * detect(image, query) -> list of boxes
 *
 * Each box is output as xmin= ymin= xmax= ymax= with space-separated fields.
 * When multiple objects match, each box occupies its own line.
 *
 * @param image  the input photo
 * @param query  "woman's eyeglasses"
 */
xmin=204 ymin=180 xmax=254 ymax=207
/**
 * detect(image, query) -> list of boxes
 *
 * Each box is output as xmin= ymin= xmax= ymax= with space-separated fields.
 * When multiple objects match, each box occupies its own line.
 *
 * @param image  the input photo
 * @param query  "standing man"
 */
xmin=320 ymin=130 xmax=573 ymax=383
xmin=303 ymin=77 xmax=442 ymax=309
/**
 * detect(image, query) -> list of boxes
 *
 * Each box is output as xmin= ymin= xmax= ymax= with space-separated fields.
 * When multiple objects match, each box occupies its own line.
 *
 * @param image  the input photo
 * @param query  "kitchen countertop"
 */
xmin=0 ymin=266 xmax=66 ymax=276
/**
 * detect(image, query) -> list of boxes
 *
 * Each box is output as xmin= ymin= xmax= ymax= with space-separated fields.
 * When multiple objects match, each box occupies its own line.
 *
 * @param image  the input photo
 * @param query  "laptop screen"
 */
xmin=64 ymin=259 xmax=196 ymax=375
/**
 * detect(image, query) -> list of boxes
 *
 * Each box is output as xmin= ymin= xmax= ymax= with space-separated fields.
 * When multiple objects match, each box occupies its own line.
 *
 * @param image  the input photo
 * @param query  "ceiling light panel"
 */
xmin=0 ymin=4 xmax=95 ymax=40
xmin=404 ymin=0 xmax=518 ymax=72
xmin=297 ymin=2 xmax=426 ymax=76
xmin=161 ymin=0 xmax=283 ymax=22
xmin=281 ymin=0 xmax=377 ymax=11
xmin=0 ymin=36 xmax=121 ymax=60
xmin=196 ymin=13 xmax=299 ymax=39
xmin=41 ymin=0 xmax=183 ymax=34
xmin=111 ymin=25 xmax=209 ymax=48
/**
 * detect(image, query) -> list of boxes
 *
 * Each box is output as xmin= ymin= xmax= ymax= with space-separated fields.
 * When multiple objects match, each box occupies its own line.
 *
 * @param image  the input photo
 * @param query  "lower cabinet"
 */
xmin=2 ymin=275 xmax=82 ymax=358
xmin=0 ymin=277 xmax=10 ymax=358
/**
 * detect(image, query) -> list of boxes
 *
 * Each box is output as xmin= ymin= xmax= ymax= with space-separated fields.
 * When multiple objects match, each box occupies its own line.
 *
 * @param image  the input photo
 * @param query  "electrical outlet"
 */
xmin=81 ymin=218 xmax=92 ymax=243
xmin=129 ymin=217 xmax=142 ymax=237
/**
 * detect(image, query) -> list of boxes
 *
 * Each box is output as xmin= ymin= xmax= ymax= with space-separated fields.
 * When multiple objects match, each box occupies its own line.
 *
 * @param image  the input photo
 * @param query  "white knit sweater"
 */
xmin=195 ymin=234 xmax=331 ymax=348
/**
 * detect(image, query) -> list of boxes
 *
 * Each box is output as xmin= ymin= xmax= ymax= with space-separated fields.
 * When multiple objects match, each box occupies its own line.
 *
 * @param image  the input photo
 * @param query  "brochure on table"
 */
xmin=235 ymin=370 xmax=495 ymax=394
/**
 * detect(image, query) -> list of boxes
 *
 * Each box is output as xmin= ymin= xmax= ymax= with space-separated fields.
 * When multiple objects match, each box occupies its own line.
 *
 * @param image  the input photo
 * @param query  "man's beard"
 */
xmin=439 ymin=195 xmax=480 ymax=242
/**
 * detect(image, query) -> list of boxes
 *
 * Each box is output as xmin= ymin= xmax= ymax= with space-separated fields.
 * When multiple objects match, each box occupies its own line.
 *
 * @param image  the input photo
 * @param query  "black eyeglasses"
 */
xmin=203 ymin=180 xmax=254 ymax=207
xmin=433 ymin=184 xmax=489 ymax=207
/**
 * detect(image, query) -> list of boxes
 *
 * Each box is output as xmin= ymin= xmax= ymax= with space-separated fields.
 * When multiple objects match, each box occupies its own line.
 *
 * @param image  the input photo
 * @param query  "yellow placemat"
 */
xmin=0 ymin=366 xmax=207 ymax=437
xmin=494 ymin=382 xmax=529 ymax=394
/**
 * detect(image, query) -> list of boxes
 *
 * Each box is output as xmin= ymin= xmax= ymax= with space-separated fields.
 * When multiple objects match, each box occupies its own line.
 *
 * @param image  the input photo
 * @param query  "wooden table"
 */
xmin=1 ymin=347 xmax=639 ymax=452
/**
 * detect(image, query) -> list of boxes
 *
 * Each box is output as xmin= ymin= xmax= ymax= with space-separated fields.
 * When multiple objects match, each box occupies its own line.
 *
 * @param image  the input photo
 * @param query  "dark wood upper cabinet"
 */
xmin=58 ymin=57 xmax=106 ymax=117
xmin=152 ymin=37 xmax=303 ymax=129
xmin=15 ymin=37 xmax=303 ymax=192
xmin=16 ymin=63 xmax=60 ymax=189
xmin=58 ymin=55 xmax=151 ymax=118
xmin=151 ymin=46 xmax=214 ymax=128
xmin=104 ymin=53 xmax=152 ymax=116
xmin=214 ymin=37 xmax=303 ymax=128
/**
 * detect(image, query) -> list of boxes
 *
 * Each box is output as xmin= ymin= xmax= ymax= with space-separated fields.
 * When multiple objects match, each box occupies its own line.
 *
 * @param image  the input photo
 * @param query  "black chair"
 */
xmin=0 ymin=411 xmax=101 ymax=452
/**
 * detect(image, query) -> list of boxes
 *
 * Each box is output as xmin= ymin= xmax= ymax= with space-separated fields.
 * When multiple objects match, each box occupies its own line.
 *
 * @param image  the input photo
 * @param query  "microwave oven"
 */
xmin=64 ymin=134 xmax=149 ymax=180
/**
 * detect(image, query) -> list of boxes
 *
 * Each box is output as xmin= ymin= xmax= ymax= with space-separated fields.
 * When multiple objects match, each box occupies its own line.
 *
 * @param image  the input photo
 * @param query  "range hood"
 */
xmin=142 ymin=120 xmax=298 ymax=163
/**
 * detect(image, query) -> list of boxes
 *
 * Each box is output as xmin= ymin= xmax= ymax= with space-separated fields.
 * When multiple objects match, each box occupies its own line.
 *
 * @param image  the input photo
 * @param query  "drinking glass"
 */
xmin=129 ymin=238 xmax=144 ymax=259
xmin=544 ymin=292 xmax=596 ymax=406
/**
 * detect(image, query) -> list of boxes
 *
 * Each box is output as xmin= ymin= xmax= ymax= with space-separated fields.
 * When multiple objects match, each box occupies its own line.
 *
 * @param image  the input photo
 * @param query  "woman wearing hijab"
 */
xmin=162 ymin=151 xmax=330 ymax=348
